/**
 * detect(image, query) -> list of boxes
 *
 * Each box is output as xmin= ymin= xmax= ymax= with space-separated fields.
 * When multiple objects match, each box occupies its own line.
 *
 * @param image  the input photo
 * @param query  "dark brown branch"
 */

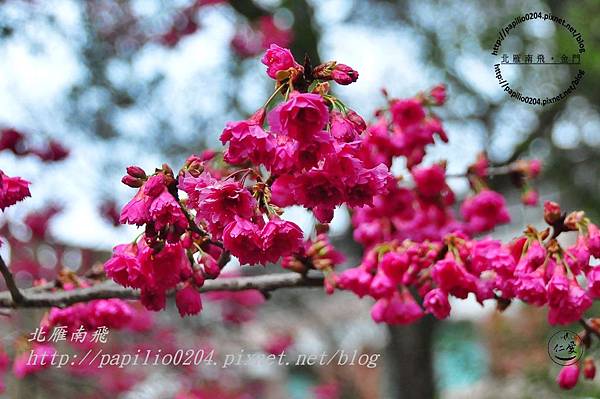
xmin=445 ymin=163 xmax=514 ymax=179
xmin=0 ymin=254 xmax=26 ymax=305
xmin=0 ymin=272 xmax=325 ymax=309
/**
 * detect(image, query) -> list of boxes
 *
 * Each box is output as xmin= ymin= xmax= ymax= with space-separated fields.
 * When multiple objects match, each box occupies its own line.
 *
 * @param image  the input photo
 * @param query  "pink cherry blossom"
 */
xmin=390 ymin=99 xmax=425 ymax=128
xmin=13 ymin=344 xmax=56 ymax=378
xmin=431 ymin=257 xmax=476 ymax=299
xmin=149 ymin=190 xmax=188 ymax=232
xmin=261 ymin=218 xmax=303 ymax=264
xmin=330 ymin=110 xmax=365 ymax=142
xmin=0 ymin=170 xmax=31 ymax=211
xmin=194 ymin=179 xmax=257 ymax=237
xmin=222 ymin=217 xmax=263 ymax=265
xmin=412 ymin=164 xmax=448 ymax=199
xmin=119 ymin=174 xmax=166 ymax=226
xmin=261 ymin=44 xmax=302 ymax=80
xmin=268 ymin=92 xmax=329 ymax=141
xmin=175 ymin=285 xmax=203 ymax=317
xmin=220 ymin=120 xmax=275 ymax=166
xmin=371 ymin=291 xmax=424 ymax=324
xmin=423 ymin=288 xmax=451 ymax=319
xmin=461 ymin=190 xmax=510 ymax=233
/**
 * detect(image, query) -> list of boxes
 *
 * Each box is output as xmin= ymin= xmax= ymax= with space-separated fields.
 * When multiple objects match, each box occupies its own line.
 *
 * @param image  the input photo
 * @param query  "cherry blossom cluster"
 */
xmin=104 ymin=45 xmax=385 ymax=317
xmin=338 ymin=202 xmax=600 ymax=324
xmin=350 ymin=89 xmax=541 ymax=249
xmin=323 ymin=85 xmax=600 ymax=391
xmin=2 ymin=43 xmax=598 ymax=393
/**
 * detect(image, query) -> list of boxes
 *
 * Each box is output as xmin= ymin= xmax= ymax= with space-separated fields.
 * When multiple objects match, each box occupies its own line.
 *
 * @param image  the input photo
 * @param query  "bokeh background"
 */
xmin=0 ymin=0 xmax=599 ymax=398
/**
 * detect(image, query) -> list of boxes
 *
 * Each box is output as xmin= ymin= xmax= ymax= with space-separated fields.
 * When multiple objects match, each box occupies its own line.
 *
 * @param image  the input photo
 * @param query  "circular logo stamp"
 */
xmin=548 ymin=330 xmax=584 ymax=366
xmin=491 ymin=12 xmax=586 ymax=106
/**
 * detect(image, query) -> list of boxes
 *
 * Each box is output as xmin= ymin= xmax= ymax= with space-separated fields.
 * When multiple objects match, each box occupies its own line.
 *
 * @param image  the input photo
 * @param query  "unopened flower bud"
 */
xmin=202 ymin=256 xmax=221 ymax=279
xmin=543 ymin=201 xmax=562 ymax=225
xmin=121 ymin=175 xmax=143 ymax=188
xmin=198 ymin=150 xmax=215 ymax=162
xmin=331 ymin=64 xmax=359 ymax=85
xmin=182 ymin=155 xmax=205 ymax=177
xmin=514 ymin=159 xmax=543 ymax=179
xmin=528 ymin=159 xmax=542 ymax=178
xmin=469 ymin=152 xmax=489 ymax=178
xmin=324 ymin=274 xmax=337 ymax=295
xmin=126 ymin=165 xmax=146 ymax=179
xmin=521 ymin=189 xmax=538 ymax=206
xmin=557 ymin=364 xmax=579 ymax=389
xmin=584 ymin=357 xmax=596 ymax=380
xmin=430 ymin=84 xmax=446 ymax=105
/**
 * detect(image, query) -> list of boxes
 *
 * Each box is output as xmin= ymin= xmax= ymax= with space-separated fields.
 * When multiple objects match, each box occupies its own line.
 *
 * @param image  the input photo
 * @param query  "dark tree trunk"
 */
xmin=387 ymin=316 xmax=436 ymax=399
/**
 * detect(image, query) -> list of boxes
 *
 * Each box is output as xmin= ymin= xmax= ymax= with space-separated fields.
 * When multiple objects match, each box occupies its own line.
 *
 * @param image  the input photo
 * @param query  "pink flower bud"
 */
xmin=126 ymin=165 xmax=146 ymax=179
xmin=331 ymin=64 xmax=358 ymax=85
xmin=528 ymin=159 xmax=542 ymax=178
xmin=521 ymin=189 xmax=538 ymax=206
xmin=121 ymin=175 xmax=143 ymax=188
xmin=430 ymin=84 xmax=446 ymax=105
xmin=587 ymin=224 xmax=600 ymax=258
xmin=202 ymin=255 xmax=221 ymax=279
xmin=543 ymin=201 xmax=562 ymax=225
xmin=557 ymin=364 xmax=579 ymax=389
xmin=584 ymin=358 xmax=596 ymax=380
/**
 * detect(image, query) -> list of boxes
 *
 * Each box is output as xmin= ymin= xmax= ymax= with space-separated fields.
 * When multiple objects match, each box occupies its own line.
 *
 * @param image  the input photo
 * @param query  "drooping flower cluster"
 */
xmin=105 ymin=46 xmax=382 ymax=316
xmin=2 ymin=41 xmax=600 ymax=393
xmin=0 ymin=170 xmax=31 ymax=212
xmin=338 ymin=201 xmax=600 ymax=329
xmin=104 ymin=238 xmax=193 ymax=312
xmin=43 ymin=298 xmax=134 ymax=334
xmin=221 ymin=46 xmax=391 ymax=223
xmin=348 ymin=88 xmax=538 ymax=250
xmin=361 ymin=88 xmax=447 ymax=169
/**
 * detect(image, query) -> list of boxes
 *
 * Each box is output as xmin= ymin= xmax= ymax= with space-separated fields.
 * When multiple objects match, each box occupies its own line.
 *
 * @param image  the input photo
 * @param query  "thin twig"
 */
xmin=446 ymin=164 xmax=514 ymax=179
xmin=579 ymin=318 xmax=600 ymax=340
xmin=0 ymin=254 xmax=26 ymax=305
xmin=0 ymin=272 xmax=325 ymax=309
